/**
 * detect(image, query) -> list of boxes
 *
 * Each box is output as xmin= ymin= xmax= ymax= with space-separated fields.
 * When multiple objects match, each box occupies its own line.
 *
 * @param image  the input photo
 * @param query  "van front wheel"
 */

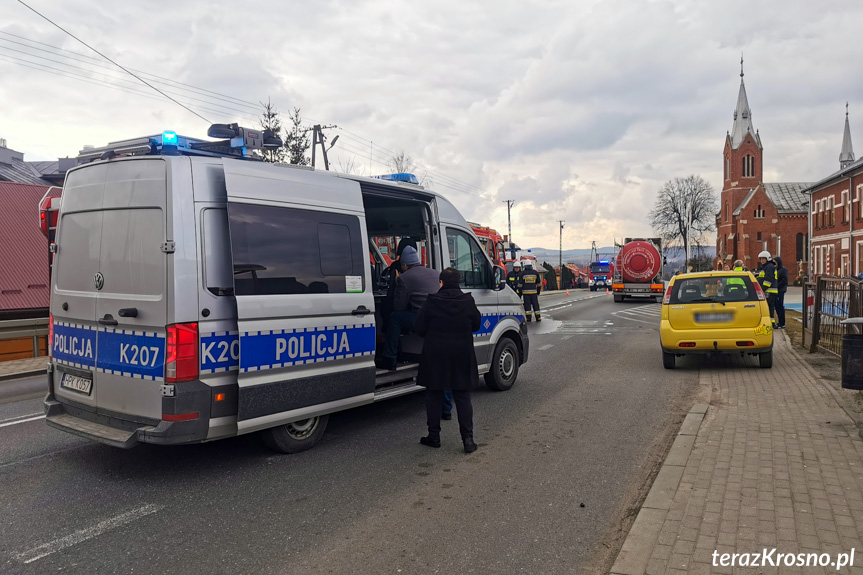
xmin=262 ymin=415 xmax=329 ymax=453
xmin=485 ymin=338 xmax=519 ymax=391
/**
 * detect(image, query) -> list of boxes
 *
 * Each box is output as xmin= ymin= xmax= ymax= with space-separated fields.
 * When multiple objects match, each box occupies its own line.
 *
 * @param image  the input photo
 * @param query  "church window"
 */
xmin=757 ymin=232 xmax=762 ymax=242
xmin=842 ymin=190 xmax=849 ymax=223
xmin=829 ymin=196 xmax=835 ymax=226
xmin=753 ymin=204 xmax=765 ymax=219
xmin=741 ymin=155 xmax=755 ymax=178
xmin=725 ymin=201 xmax=729 ymax=222
xmin=725 ymin=158 xmax=729 ymax=180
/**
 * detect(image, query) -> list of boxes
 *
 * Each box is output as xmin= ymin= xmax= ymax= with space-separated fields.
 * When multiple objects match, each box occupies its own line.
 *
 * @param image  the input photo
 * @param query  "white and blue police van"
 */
xmin=44 ymin=125 xmax=529 ymax=453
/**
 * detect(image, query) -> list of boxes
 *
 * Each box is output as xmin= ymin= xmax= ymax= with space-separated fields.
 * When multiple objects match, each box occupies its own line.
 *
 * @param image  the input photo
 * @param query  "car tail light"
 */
xmin=736 ymin=341 xmax=755 ymax=347
xmin=752 ymin=281 xmax=765 ymax=301
xmin=48 ymin=313 xmax=54 ymax=358
xmin=679 ymin=342 xmax=696 ymax=348
xmin=166 ymin=322 xmax=198 ymax=382
xmin=663 ymin=286 xmax=673 ymax=304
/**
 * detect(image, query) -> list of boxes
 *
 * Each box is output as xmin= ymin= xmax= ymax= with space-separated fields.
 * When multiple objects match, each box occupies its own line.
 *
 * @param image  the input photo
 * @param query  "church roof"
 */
xmin=840 ymin=105 xmax=855 ymax=167
xmin=729 ymin=63 xmax=760 ymax=150
xmin=732 ymin=182 xmax=812 ymax=216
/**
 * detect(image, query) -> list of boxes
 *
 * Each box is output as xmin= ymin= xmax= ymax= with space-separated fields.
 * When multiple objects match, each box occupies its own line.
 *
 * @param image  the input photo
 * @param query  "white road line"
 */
xmin=0 ymin=415 xmax=45 ymax=428
xmin=537 ymin=344 xmax=554 ymax=351
xmin=15 ymin=504 xmax=164 ymax=564
xmin=561 ymin=335 xmax=573 ymax=340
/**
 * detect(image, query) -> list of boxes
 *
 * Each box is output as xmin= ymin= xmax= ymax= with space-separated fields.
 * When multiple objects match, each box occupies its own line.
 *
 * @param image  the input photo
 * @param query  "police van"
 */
xmin=44 ymin=125 xmax=529 ymax=453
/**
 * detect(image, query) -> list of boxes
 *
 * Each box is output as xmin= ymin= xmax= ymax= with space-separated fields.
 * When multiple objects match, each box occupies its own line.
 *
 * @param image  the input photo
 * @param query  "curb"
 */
xmin=0 ymin=369 xmax=47 ymax=383
xmin=609 ymin=403 xmax=709 ymax=575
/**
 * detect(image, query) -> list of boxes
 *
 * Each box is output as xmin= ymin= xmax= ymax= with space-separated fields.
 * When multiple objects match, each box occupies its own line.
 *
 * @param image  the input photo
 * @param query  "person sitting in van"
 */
xmin=377 ymin=246 xmax=440 ymax=370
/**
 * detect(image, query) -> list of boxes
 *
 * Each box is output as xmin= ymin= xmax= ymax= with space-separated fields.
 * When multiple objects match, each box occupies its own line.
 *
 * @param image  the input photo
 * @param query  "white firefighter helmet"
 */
xmin=520 ymin=258 xmax=534 ymax=269
xmin=512 ymin=260 xmax=521 ymax=268
xmin=757 ymin=250 xmax=771 ymax=260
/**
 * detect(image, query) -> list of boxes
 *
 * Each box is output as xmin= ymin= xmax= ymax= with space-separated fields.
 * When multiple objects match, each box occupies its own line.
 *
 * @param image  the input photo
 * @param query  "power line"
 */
xmin=16 ymin=0 xmax=210 ymax=124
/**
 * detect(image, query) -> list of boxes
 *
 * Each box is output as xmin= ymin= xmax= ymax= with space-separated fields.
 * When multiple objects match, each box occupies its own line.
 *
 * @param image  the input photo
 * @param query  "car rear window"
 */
xmin=670 ymin=275 xmax=758 ymax=304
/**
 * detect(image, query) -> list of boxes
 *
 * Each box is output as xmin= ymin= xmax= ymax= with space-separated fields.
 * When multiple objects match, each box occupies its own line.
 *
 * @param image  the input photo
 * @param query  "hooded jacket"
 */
xmin=775 ymin=257 xmax=788 ymax=293
xmin=414 ymin=288 xmax=482 ymax=390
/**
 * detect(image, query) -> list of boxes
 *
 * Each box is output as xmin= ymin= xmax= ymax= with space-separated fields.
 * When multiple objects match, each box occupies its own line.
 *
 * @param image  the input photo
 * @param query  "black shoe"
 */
xmin=441 ymin=412 xmax=452 ymax=420
xmin=526 ymin=317 xmax=532 ymax=323
xmin=420 ymin=436 xmax=441 ymax=448
xmin=375 ymin=357 xmax=396 ymax=371
xmin=463 ymin=437 xmax=478 ymax=453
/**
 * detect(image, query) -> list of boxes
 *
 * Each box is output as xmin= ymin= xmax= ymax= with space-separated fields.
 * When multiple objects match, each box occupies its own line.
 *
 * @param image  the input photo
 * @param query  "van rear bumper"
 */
xmin=44 ymin=371 xmax=214 ymax=447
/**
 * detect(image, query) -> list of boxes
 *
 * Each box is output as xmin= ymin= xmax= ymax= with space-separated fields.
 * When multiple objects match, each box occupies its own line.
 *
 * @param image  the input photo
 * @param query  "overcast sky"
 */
xmin=2 ymin=0 xmax=861 ymax=250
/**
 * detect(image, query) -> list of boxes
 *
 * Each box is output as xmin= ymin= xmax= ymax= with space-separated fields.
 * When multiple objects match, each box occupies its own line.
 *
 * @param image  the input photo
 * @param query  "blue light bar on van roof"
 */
xmin=599 ymin=260 xmax=608 ymax=263
xmin=372 ymin=173 xmax=420 ymax=185
xmin=162 ymin=131 xmax=178 ymax=146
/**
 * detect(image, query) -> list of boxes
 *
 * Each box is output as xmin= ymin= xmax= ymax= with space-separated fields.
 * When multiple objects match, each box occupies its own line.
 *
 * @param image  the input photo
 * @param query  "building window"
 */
xmin=756 ymin=232 xmax=762 ymax=242
xmin=829 ymin=196 xmax=835 ymax=226
xmin=753 ymin=204 xmax=765 ymax=219
xmin=741 ymin=155 xmax=755 ymax=178
xmin=842 ymin=190 xmax=849 ymax=223
xmin=725 ymin=201 xmax=729 ymax=222
xmin=857 ymin=241 xmax=863 ymax=276
xmin=725 ymin=158 xmax=730 ymax=180
xmin=796 ymin=233 xmax=804 ymax=263
xmin=857 ymin=185 xmax=863 ymax=219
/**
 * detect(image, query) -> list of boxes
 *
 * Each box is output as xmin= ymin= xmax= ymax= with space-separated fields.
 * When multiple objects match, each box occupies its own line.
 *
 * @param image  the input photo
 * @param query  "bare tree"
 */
xmin=284 ymin=107 xmax=310 ymax=166
xmin=337 ymin=154 xmax=362 ymax=175
xmin=388 ymin=150 xmax=431 ymax=186
xmin=259 ymin=98 xmax=285 ymax=163
xmin=649 ymin=175 xmax=717 ymax=268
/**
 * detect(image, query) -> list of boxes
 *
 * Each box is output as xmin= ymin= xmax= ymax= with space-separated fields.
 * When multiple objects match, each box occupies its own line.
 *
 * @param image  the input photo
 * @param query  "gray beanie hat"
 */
xmin=400 ymin=245 xmax=421 ymax=266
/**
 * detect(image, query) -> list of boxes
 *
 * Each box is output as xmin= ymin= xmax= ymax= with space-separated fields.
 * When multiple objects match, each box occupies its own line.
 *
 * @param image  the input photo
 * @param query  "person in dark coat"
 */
xmin=774 ymin=256 xmax=788 ymax=329
xmin=414 ymin=267 xmax=481 ymax=453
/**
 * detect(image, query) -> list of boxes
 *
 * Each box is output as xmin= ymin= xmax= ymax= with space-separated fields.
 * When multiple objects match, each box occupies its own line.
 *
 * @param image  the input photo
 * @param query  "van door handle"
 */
xmin=98 ymin=314 xmax=119 ymax=326
xmin=351 ymin=306 xmax=371 ymax=317
xmin=118 ymin=307 xmax=138 ymax=318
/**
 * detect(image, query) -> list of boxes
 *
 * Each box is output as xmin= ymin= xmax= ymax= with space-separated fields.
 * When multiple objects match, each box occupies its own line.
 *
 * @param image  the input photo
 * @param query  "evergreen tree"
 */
xmin=541 ymin=262 xmax=559 ymax=291
xmin=284 ymin=107 xmax=311 ymax=166
xmin=259 ymin=98 xmax=285 ymax=164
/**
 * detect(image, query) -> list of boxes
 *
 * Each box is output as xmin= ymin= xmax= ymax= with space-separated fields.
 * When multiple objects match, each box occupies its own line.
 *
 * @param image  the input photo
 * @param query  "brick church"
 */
xmin=715 ymin=62 xmax=811 ymax=279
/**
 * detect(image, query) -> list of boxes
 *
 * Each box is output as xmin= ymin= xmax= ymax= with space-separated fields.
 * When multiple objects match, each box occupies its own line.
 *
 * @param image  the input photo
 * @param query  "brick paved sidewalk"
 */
xmin=613 ymin=333 xmax=863 ymax=574
xmin=0 ymin=356 xmax=48 ymax=381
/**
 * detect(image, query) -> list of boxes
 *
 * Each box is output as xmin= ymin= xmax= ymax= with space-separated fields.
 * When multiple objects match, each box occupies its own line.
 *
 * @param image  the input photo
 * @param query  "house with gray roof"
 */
xmin=0 ymin=138 xmax=74 ymax=186
xmin=715 ymin=61 xmax=812 ymax=279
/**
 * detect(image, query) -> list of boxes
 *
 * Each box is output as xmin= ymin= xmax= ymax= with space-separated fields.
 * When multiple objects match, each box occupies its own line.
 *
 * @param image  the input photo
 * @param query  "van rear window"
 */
xmin=670 ymin=275 xmax=758 ymax=304
xmin=228 ymin=203 xmax=364 ymax=296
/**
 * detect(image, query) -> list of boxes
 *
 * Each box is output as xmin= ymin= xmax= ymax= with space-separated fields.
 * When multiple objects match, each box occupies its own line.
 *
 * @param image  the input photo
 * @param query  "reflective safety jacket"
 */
xmin=506 ymin=271 xmax=521 ymax=293
xmin=518 ymin=269 xmax=542 ymax=295
xmin=757 ymin=260 xmax=779 ymax=294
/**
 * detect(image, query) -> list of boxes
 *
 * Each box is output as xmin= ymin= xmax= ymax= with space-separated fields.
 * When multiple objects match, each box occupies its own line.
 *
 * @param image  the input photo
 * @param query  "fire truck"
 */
xmin=588 ymin=260 xmax=614 ymax=291
xmin=469 ymin=223 xmax=507 ymax=271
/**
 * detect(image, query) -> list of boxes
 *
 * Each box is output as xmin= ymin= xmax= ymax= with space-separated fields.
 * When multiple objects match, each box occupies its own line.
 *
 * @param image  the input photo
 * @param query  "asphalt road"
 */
xmin=0 ymin=290 xmax=701 ymax=575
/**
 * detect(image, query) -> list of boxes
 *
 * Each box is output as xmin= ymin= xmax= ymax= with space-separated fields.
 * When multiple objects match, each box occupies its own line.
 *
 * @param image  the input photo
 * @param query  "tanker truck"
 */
xmin=611 ymin=238 xmax=666 ymax=302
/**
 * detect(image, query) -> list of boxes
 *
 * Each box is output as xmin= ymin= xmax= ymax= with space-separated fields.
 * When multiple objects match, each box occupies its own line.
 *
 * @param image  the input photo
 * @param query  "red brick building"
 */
xmin=808 ymin=106 xmax=862 ymax=278
xmin=715 ymin=64 xmax=812 ymax=279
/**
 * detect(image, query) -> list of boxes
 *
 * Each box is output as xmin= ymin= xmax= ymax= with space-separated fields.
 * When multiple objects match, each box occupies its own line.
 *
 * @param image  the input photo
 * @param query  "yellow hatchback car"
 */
xmin=660 ymin=271 xmax=773 ymax=369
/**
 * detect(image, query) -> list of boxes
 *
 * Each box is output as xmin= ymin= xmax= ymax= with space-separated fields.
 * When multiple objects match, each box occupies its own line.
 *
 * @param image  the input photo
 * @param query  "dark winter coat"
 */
xmin=394 ymin=265 xmax=441 ymax=312
xmin=414 ymin=288 xmax=482 ymax=391
xmin=775 ymin=257 xmax=788 ymax=293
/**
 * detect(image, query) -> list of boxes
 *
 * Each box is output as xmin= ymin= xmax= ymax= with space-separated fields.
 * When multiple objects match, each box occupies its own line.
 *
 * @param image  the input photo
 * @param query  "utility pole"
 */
xmin=503 ymin=200 xmax=516 ymax=259
xmin=559 ymin=220 xmax=565 ymax=288
xmin=310 ymin=124 xmax=338 ymax=170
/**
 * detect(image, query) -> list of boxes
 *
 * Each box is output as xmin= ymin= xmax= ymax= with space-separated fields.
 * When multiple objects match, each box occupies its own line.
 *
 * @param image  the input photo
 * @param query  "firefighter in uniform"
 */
xmin=756 ymin=250 xmax=778 ymax=326
xmin=518 ymin=260 xmax=542 ymax=322
xmin=506 ymin=261 xmax=521 ymax=293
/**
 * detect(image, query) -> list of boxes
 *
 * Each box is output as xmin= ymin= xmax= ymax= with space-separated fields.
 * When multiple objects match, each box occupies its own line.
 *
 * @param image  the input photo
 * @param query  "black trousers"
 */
xmin=766 ymin=293 xmax=777 ymax=324
xmin=426 ymin=389 xmax=473 ymax=440
xmin=523 ymin=293 xmax=540 ymax=318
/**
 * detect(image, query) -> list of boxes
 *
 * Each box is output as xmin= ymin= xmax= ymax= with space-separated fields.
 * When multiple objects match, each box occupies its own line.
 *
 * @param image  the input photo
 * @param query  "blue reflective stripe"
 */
xmin=98 ymin=329 xmax=165 ymax=380
xmin=200 ymin=332 xmax=239 ymax=373
xmin=53 ymin=323 xmax=96 ymax=368
xmin=238 ymin=325 xmax=376 ymax=372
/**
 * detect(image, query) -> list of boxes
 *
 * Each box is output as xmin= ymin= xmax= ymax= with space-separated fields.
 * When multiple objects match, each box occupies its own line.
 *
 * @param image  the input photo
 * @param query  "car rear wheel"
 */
xmin=662 ymin=351 xmax=675 ymax=369
xmin=485 ymin=338 xmax=519 ymax=391
xmin=262 ymin=415 xmax=329 ymax=453
xmin=758 ymin=350 xmax=773 ymax=369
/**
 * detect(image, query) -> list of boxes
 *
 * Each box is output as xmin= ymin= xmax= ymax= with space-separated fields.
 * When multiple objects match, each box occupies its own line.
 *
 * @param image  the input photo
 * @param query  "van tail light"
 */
xmin=752 ymin=282 xmax=766 ymax=301
xmin=679 ymin=342 xmax=696 ymax=348
xmin=48 ymin=313 xmax=54 ymax=358
xmin=166 ymin=323 xmax=198 ymax=382
xmin=663 ymin=286 xmax=673 ymax=304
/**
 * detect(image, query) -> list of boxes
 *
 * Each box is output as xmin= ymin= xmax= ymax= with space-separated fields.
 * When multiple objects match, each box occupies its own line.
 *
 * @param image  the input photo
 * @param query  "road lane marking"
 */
xmin=14 ymin=504 xmax=164 ymax=564
xmin=561 ymin=335 xmax=573 ymax=340
xmin=537 ymin=344 xmax=554 ymax=351
xmin=0 ymin=414 xmax=45 ymax=428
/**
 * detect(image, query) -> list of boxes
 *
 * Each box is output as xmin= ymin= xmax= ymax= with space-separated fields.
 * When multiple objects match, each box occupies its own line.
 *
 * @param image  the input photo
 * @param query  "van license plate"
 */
xmin=695 ymin=312 xmax=733 ymax=323
xmin=61 ymin=373 xmax=92 ymax=395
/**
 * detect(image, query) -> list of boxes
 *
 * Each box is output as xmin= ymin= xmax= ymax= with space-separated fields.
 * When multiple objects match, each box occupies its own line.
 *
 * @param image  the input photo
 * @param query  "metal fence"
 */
xmin=805 ymin=277 xmax=863 ymax=356
xmin=0 ymin=318 xmax=49 ymax=357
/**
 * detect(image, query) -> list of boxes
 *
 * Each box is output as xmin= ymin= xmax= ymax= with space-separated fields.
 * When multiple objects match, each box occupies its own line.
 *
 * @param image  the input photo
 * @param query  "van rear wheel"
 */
xmin=262 ymin=415 xmax=329 ymax=453
xmin=485 ymin=338 xmax=519 ymax=391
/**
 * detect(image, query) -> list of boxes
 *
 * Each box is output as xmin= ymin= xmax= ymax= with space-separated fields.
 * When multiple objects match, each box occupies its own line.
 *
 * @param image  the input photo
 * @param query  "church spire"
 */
xmin=730 ymin=57 xmax=759 ymax=150
xmin=840 ymin=102 xmax=855 ymax=169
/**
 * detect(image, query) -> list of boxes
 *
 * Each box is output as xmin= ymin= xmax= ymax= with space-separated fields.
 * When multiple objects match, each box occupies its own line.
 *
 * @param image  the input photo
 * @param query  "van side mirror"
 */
xmin=493 ymin=266 xmax=506 ymax=291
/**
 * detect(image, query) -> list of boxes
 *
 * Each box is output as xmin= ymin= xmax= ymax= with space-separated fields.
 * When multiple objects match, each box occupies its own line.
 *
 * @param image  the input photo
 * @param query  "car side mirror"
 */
xmin=493 ymin=266 xmax=506 ymax=291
